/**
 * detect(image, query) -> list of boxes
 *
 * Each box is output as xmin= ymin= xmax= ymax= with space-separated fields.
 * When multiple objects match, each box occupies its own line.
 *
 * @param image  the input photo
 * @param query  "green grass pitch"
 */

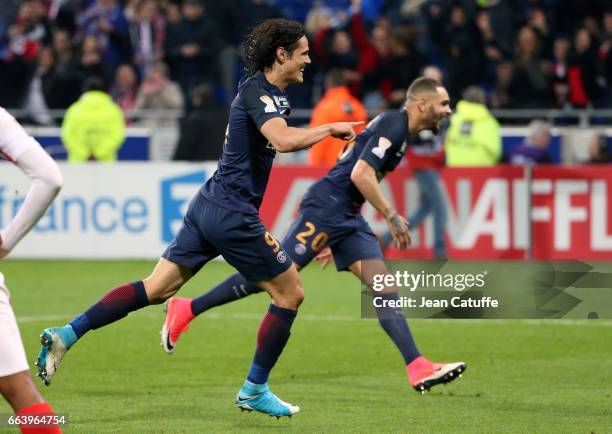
xmin=1 ymin=260 xmax=611 ymax=433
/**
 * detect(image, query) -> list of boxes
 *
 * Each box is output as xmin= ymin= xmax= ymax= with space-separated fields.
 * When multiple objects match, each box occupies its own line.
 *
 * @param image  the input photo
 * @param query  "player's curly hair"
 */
xmin=243 ymin=18 xmax=305 ymax=77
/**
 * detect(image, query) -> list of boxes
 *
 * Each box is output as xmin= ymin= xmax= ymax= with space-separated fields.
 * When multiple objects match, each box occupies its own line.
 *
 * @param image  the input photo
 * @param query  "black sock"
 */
xmin=190 ymin=273 xmax=263 ymax=316
xmin=375 ymin=293 xmax=421 ymax=364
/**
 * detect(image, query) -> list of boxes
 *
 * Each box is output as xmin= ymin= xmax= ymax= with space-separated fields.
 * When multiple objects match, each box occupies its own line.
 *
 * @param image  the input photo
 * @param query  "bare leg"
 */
xmin=0 ymin=371 xmax=44 ymax=412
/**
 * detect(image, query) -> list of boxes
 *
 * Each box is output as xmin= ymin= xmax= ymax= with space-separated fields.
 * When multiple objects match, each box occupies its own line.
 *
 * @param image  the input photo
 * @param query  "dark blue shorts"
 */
xmin=162 ymin=193 xmax=292 ymax=282
xmin=281 ymin=205 xmax=383 ymax=272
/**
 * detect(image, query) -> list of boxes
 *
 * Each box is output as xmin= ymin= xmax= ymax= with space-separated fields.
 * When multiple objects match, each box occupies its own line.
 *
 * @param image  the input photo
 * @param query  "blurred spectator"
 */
xmin=22 ymin=44 xmax=54 ymax=125
xmin=308 ymin=69 xmax=367 ymax=166
xmin=588 ymin=132 xmax=611 ymax=164
xmin=123 ymin=0 xmax=141 ymax=21
xmin=49 ymin=0 xmax=78 ymax=35
xmin=203 ymin=0 xmax=242 ymax=105
xmin=445 ymin=86 xmax=501 ymax=167
xmin=314 ymin=28 xmax=357 ymax=72
xmin=568 ymin=28 xmax=604 ymax=107
xmin=551 ymin=37 xmax=571 ymax=108
xmin=129 ymin=0 xmax=165 ymax=76
xmin=444 ymin=3 xmax=483 ymax=98
xmin=11 ymin=0 xmax=52 ymax=47
xmin=242 ymin=0 xmax=282 ymax=34
xmin=525 ymin=5 xmax=550 ymax=43
xmin=507 ymin=120 xmax=553 ymax=165
xmin=0 ymin=0 xmax=48 ymax=107
xmin=603 ymin=12 xmax=612 ymax=104
xmin=135 ymin=61 xmax=183 ymax=160
xmin=511 ymin=26 xmax=553 ymax=108
xmin=111 ymin=63 xmax=138 ymax=116
xmin=381 ymin=30 xmax=425 ymax=108
xmin=304 ymin=3 xmax=332 ymax=37
xmin=49 ymin=29 xmax=81 ymax=108
xmin=475 ymin=9 xmax=505 ymax=80
xmin=77 ymin=34 xmax=113 ymax=87
xmin=0 ymin=51 xmax=33 ymax=107
xmin=62 ymin=76 xmax=125 ymax=162
xmin=164 ymin=2 xmax=182 ymax=26
xmin=403 ymin=66 xmax=448 ymax=259
xmin=589 ymin=134 xmax=612 ymax=164
xmin=313 ymin=7 xmax=379 ymax=98
xmin=422 ymin=65 xmax=443 ymax=85
xmin=476 ymin=1 xmax=516 ymax=59
xmin=173 ymin=83 xmax=227 ymax=161
xmin=164 ymin=0 xmax=222 ymax=105
xmin=490 ymin=60 xmax=516 ymax=109
xmin=204 ymin=0 xmax=241 ymax=46
xmin=77 ymin=0 xmax=132 ymax=67
xmin=402 ymin=129 xmax=448 ymax=259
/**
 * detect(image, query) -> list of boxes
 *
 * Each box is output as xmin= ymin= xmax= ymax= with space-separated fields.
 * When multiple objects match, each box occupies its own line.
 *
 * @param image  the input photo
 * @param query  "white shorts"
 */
xmin=0 ymin=273 xmax=29 ymax=377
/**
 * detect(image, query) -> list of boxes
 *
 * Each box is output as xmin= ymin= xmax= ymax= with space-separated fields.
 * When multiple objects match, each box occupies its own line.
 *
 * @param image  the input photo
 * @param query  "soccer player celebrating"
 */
xmin=0 ymin=107 xmax=64 ymax=433
xmin=162 ymin=77 xmax=467 ymax=394
xmin=36 ymin=19 xmax=361 ymax=418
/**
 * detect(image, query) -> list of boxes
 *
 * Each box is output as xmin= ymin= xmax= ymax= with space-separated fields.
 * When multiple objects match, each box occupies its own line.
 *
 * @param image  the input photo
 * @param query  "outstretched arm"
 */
xmin=0 ymin=146 xmax=63 ymax=258
xmin=260 ymin=117 xmax=363 ymax=153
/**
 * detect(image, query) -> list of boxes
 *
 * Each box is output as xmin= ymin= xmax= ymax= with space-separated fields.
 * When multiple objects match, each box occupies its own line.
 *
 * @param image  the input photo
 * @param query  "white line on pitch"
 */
xmin=15 ymin=312 xmax=612 ymax=327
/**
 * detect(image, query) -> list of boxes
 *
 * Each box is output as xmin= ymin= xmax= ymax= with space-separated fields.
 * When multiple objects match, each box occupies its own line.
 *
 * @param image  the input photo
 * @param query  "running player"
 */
xmin=0 ymin=107 xmax=63 ymax=433
xmin=162 ymin=77 xmax=467 ymax=394
xmin=36 ymin=19 xmax=361 ymax=418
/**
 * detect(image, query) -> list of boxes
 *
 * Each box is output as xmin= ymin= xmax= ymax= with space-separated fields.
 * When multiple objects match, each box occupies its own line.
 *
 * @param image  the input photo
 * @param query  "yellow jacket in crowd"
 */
xmin=445 ymin=100 xmax=501 ymax=167
xmin=61 ymin=91 xmax=126 ymax=162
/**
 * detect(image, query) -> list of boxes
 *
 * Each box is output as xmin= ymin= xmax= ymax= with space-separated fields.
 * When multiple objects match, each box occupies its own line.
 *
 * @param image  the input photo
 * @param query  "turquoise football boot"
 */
xmin=35 ymin=326 xmax=77 ymax=386
xmin=236 ymin=380 xmax=299 ymax=418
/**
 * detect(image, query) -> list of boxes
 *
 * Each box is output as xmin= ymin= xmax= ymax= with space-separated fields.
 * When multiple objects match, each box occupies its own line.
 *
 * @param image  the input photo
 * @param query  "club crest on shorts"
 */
xmin=276 ymin=250 xmax=287 ymax=263
xmin=294 ymin=243 xmax=306 ymax=255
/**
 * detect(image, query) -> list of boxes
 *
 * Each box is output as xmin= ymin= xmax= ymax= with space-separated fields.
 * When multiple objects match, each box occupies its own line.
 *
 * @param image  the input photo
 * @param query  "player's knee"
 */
xmin=143 ymin=279 xmax=182 ymax=305
xmin=291 ymin=280 xmax=305 ymax=307
xmin=271 ymin=278 xmax=304 ymax=309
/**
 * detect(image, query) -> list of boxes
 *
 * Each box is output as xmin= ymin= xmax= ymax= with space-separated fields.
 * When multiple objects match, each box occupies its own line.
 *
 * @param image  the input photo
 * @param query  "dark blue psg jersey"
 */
xmin=303 ymin=111 xmax=410 ymax=215
xmin=200 ymin=71 xmax=291 ymax=214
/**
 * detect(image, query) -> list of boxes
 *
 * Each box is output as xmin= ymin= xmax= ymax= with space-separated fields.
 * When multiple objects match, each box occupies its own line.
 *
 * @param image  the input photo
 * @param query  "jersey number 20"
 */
xmin=296 ymin=222 xmax=329 ymax=252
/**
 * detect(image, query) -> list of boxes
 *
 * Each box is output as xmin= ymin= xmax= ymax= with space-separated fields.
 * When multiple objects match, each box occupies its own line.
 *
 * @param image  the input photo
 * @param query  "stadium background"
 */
xmin=1 ymin=0 xmax=612 ymax=432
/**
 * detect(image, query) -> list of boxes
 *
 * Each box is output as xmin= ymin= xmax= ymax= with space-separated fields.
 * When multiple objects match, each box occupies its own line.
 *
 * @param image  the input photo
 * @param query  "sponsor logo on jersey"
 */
xmin=260 ymin=95 xmax=277 ymax=113
xmin=273 ymin=95 xmax=290 ymax=108
xmin=372 ymin=137 xmax=392 ymax=159
xmin=277 ymin=250 xmax=287 ymax=263
xmin=273 ymin=96 xmax=291 ymax=115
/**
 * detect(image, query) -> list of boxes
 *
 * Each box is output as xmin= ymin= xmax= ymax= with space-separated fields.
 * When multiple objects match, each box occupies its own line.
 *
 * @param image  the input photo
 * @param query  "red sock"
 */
xmin=15 ymin=402 xmax=62 ymax=434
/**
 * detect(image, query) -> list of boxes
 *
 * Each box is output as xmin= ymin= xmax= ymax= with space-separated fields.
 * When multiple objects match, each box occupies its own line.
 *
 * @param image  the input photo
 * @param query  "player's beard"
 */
xmin=428 ymin=106 xmax=441 ymax=134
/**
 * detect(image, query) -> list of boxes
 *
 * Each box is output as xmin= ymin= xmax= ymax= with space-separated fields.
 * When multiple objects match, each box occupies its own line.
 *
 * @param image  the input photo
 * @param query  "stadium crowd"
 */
xmin=1 ymin=0 xmax=610 ymax=114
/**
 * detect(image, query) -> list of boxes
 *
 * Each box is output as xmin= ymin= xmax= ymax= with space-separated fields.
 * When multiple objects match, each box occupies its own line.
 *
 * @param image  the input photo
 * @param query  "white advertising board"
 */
xmin=1 ymin=162 xmax=217 ymax=258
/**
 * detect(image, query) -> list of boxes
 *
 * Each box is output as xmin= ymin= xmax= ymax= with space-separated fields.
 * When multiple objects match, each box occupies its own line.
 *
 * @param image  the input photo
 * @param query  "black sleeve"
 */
xmin=242 ymin=80 xmax=285 ymax=130
xmin=358 ymin=113 xmax=406 ymax=171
